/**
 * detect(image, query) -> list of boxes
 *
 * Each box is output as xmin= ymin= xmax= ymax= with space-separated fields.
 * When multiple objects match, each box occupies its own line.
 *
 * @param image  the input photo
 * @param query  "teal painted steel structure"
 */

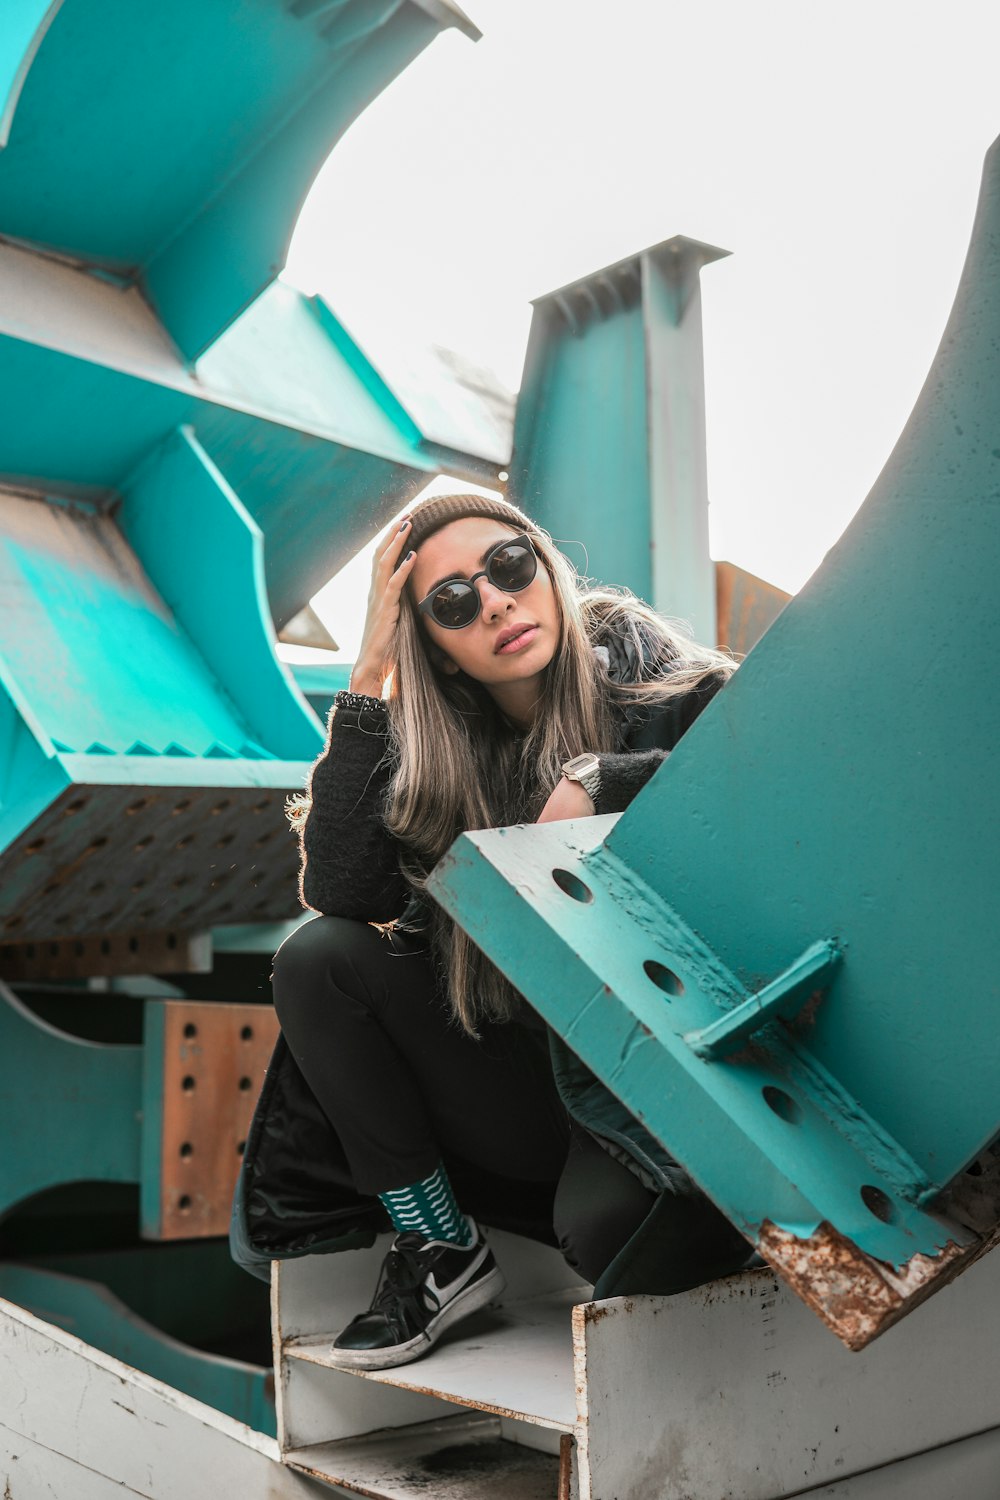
xmin=431 ymin=137 xmax=1000 ymax=1346
xmin=510 ymin=237 xmax=726 ymax=645
xmin=0 ymin=0 xmax=489 ymax=1435
xmin=0 ymin=1259 xmax=276 ymax=1434
xmin=0 ymin=0 xmax=478 ymax=360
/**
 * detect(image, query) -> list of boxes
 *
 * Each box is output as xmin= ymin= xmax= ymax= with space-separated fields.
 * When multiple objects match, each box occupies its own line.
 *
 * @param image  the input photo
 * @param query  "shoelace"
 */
xmin=368 ymin=1244 xmax=442 ymax=1334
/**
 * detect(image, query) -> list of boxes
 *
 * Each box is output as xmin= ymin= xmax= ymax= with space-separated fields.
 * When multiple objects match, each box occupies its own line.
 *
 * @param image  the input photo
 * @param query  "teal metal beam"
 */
xmin=0 ymin=0 xmax=477 ymax=359
xmin=0 ymin=984 xmax=141 ymax=1217
xmin=430 ymin=133 xmax=1000 ymax=1344
xmin=510 ymin=237 xmax=727 ymax=642
xmin=116 ymin=427 xmax=319 ymax=764
xmin=0 ymin=0 xmax=62 ymax=148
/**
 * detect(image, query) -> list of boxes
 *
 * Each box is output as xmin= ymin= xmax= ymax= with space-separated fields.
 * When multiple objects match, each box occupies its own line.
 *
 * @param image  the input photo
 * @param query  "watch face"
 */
xmin=564 ymin=753 xmax=600 ymax=777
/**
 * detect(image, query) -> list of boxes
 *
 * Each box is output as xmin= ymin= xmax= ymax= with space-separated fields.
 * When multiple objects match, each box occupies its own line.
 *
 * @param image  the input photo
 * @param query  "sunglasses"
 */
xmin=416 ymin=533 xmax=539 ymax=630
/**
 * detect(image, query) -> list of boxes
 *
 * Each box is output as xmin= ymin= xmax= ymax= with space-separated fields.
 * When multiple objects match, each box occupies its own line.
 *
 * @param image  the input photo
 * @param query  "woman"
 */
xmin=238 ymin=491 xmax=751 ymax=1370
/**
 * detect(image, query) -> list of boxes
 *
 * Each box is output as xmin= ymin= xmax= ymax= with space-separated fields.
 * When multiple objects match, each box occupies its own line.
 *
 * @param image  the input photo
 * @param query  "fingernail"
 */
xmin=405 ymin=550 xmax=415 ymax=561
xmin=399 ymin=518 xmax=410 ymax=531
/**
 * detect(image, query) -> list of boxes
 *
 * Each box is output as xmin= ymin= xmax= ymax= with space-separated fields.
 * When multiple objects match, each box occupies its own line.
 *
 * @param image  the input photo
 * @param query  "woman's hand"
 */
xmin=536 ymin=777 xmax=596 ymax=823
xmin=349 ymin=516 xmax=418 ymax=697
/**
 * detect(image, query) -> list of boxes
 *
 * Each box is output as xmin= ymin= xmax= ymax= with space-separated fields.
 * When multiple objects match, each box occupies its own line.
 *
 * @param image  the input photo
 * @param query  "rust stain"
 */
xmin=157 ymin=1000 xmax=279 ymax=1240
xmin=558 ymin=1432 xmax=574 ymax=1500
xmin=582 ymin=1302 xmax=614 ymax=1324
xmin=759 ymin=1218 xmax=1000 ymax=1350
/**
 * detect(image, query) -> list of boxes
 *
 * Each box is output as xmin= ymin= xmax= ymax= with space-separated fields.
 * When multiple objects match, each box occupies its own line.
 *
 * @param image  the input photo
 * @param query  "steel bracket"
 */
xmin=684 ymin=938 xmax=841 ymax=1060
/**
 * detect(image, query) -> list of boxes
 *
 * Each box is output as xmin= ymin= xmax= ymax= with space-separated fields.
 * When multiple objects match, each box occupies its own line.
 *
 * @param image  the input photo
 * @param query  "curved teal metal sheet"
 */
xmin=0 ymin=0 xmax=476 ymax=358
xmin=430 ymin=134 xmax=1000 ymax=1340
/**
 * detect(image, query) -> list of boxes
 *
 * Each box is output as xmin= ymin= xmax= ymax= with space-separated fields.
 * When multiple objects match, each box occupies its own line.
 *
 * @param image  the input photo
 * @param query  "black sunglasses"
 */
xmin=416 ymin=534 xmax=539 ymax=630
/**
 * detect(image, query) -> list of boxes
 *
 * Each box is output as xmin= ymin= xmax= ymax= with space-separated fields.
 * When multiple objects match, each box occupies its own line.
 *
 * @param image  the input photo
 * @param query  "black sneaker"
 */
xmin=329 ymin=1218 xmax=505 ymax=1370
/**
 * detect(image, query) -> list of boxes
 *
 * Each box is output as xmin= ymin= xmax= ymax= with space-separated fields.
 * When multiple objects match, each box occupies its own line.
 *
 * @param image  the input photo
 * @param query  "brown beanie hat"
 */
xmin=405 ymin=492 xmax=537 ymax=553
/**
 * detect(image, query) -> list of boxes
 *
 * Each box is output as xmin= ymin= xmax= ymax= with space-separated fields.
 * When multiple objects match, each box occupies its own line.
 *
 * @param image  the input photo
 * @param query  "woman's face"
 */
xmin=409 ymin=516 xmax=561 ymax=721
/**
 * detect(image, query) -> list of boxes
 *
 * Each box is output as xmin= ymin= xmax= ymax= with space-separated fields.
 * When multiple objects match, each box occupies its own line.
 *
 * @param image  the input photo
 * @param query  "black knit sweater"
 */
xmin=297 ymin=675 xmax=725 ymax=921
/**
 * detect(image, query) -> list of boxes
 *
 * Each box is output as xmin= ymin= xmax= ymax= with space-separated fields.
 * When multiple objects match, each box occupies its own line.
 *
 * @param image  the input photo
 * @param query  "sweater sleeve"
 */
xmin=594 ymin=668 xmax=730 ymax=816
xmin=298 ymin=700 xmax=409 ymax=922
xmin=593 ymin=748 xmax=668 ymax=815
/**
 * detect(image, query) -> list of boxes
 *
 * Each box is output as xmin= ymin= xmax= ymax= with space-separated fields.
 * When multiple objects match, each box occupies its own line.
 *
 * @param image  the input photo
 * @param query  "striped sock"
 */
xmin=378 ymin=1163 xmax=473 ymax=1247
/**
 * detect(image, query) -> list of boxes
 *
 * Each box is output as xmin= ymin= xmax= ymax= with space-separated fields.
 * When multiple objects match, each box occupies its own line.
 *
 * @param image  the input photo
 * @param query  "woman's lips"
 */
xmin=495 ymin=625 xmax=539 ymax=655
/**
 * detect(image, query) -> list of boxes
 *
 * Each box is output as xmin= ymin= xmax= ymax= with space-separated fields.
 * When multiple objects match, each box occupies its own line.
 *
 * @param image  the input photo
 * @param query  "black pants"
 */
xmin=271 ymin=914 xmax=657 ymax=1284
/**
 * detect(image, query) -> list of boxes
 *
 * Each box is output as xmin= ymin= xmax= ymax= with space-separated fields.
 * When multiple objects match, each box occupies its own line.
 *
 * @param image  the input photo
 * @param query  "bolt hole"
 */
xmin=762 ymin=1086 xmax=802 ymax=1124
xmin=88 ymin=837 xmax=108 ymax=851
xmin=643 ymin=960 xmax=684 ymax=996
xmin=172 ymin=800 xmax=191 ymax=815
xmin=211 ymin=801 xmax=231 ymax=816
xmin=73 ymin=941 xmax=84 ymax=957
xmin=175 ymin=835 xmax=194 ymax=850
xmin=860 ymin=1184 xmax=896 ymax=1224
xmin=48 ymin=942 xmax=59 ymax=956
xmin=65 ymin=799 xmax=87 ymax=815
xmin=183 ymin=1022 xmax=197 ymax=1039
xmin=166 ymin=933 xmax=177 ymax=950
xmin=239 ymin=1076 xmax=252 ymax=1091
xmin=179 ymin=1142 xmax=193 ymax=1159
xmin=100 ymin=939 xmax=111 ymax=955
xmin=240 ymin=1025 xmax=253 ymax=1041
xmin=134 ymin=836 xmax=154 ymax=852
xmin=131 ymin=880 xmax=146 ymax=892
xmin=126 ymin=800 xmax=147 ymax=815
xmin=552 ymin=868 xmax=593 ymax=903
xmin=252 ymin=799 xmax=269 ymax=813
xmin=26 ymin=944 xmax=36 ymax=958
xmin=236 ymin=1139 xmax=246 ymax=1156
xmin=25 ymin=839 xmax=45 ymax=854
xmin=128 ymin=936 xmax=139 ymax=953
xmin=182 ymin=1075 xmax=196 ymax=1092
xmin=178 ymin=1195 xmax=192 ymax=1211
xmin=966 ymin=1160 xmax=984 ymax=1177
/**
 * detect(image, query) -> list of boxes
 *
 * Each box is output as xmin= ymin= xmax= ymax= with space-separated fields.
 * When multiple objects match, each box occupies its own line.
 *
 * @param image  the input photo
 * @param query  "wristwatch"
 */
xmin=561 ymin=752 xmax=602 ymax=805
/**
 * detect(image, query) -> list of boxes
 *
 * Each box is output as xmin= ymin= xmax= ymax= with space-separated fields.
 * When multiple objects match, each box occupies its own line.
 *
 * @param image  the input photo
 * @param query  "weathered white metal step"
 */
xmin=285 ymin=1413 xmax=562 ymax=1499
xmin=0 ymin=1295 xmax=324 ymax=1498
xmin=276 ymin=1235 xmax=1000 ymax=1498
xmin=285 ymin=1285 xmax=584 ymax=1431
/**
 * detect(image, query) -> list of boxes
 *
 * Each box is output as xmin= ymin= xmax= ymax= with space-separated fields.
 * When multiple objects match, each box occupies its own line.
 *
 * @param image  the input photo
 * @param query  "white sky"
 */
xmin=283 ymin=0 xmax=1000 ymax=660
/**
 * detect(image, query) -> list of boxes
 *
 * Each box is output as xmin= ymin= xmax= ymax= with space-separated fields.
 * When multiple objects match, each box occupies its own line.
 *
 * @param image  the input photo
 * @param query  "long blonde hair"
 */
xmin=380 ymin=516 xmax=734 ymax=1033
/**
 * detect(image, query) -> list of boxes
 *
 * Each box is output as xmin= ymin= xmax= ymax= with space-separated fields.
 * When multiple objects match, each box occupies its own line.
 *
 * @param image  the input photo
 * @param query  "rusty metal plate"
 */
xmin=0 ymin=929 xmax=211 ymax=980
xmin=147 ymin=999 xmax=279 ymax=1240
xmin=715 ymin=559 xmax=790 ymax=657
xmin=0 ymin=781 xmax=302 ymax=955
xmin=760 ymin=1144 xmax=1000 ymax=1349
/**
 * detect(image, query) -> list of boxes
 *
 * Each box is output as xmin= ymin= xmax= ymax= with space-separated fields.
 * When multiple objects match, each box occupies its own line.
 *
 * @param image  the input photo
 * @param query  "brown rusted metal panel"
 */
xmin=150 ymin=999 xmax=279 ymax=1240
xmin=715 ymin=559 xmax=790 ymax=657
xmin=758 ymin=1219 xmax=1000 ymax=1351
xmin=759 ymin=1146 xmax=1000 ymax=1349
xmin=0 ymin=781 xmax=300 ymax=957
xmin=0 ymin=928 xmax=211 ymax=980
